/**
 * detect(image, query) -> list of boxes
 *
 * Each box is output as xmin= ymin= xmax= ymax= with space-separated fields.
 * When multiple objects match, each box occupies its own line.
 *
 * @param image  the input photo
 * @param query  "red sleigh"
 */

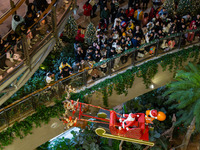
xmin=61 ymin=100 xmax=166 ymax=146
xmin=109 ymin=111 xmax=149 ymax=141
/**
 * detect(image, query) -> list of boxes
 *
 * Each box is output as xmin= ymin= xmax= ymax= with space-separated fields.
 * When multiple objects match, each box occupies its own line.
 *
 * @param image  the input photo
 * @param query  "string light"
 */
xmin=85 ymin=22 xmax=97 ymax=45
xmin=65 ymin=15 xmax=78 ymax=39
xmin=163 ymin=0 xmax=175 ymax=17
xmin=177 ymin=0 xmax=200 ymax=16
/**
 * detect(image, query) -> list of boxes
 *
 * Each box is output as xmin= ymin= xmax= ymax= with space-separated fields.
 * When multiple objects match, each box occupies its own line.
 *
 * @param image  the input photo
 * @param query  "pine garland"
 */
xmin=0 ymin=46 xmax=200 ymax=149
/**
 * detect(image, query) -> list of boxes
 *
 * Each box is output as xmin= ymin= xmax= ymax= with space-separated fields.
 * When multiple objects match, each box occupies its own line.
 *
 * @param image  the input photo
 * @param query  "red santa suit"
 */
xmin=119 ymin=113 xmax=139 ymax=130
xmin=145 ymin=109 xmax=158 ymax=124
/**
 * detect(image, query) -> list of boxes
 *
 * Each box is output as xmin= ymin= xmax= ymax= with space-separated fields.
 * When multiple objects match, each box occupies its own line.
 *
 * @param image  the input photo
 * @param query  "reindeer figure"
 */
xmin=65 ymin=85 xmax=77 ymax=100
xmin=61 ymin=87 xmax=90 ymax=130
xmin=61 ymin=114 xmax=78 ymax=129
xmin=63 ymin=99 xmax=79 ymax=111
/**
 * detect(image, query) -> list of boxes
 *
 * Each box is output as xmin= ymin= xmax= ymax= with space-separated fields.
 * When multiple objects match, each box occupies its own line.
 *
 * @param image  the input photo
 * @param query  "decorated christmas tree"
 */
xmin=191 ymin=0 xmax=200 ymax=16
xmin=84 ymin=22 xmax=97 ymax=45
xmin=64 ymin=15 xmax=78 ymax=39
xmin=162 ymin=0 xmax=175 ymax=17
xmin=176 ymin=0 xmax=191 ymax=16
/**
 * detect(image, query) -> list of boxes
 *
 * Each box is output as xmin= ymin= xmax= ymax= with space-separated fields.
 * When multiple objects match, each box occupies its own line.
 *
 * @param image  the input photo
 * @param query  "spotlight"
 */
xmin=149 ymin=84 xmax=155 ymax=89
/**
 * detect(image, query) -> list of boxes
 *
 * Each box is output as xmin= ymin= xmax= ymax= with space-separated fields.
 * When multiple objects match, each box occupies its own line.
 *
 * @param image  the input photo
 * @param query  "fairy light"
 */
xmin=85 ymin=22 xmax=97 ymax=45
xmin=163 ymin=0 xmax=175 ymax=17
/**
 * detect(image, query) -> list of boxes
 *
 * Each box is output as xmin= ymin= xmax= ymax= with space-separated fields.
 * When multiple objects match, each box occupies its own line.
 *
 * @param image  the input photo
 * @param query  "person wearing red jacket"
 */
xmin=126 ymin=7 xmax=134 ymax=19
xmin=187 ymin=20 xmax=197 ymax=42
xmin=83 ymin=1 xmax=92 ymax=22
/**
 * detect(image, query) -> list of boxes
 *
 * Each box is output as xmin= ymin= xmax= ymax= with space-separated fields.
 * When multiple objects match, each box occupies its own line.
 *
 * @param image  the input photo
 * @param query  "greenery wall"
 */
xmin=37 ymin=87 xmax=181 ymax=150
xmin=71 ymin=45 xmax=200 ymax=105
xmin=0 ymin=46 xmax=199 ymax=149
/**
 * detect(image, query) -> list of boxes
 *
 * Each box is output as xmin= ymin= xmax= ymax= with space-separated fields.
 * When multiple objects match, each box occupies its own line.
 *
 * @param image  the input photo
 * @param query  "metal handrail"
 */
xmin=0 ymin=0 xmax=26 ymax=24
xmin=1 ymin=27 xmax=200 ymax=113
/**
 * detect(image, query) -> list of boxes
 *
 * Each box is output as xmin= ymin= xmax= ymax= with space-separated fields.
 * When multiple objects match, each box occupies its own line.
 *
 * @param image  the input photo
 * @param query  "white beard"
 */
xmin=125 ymin=115 xmax=135 ymax=122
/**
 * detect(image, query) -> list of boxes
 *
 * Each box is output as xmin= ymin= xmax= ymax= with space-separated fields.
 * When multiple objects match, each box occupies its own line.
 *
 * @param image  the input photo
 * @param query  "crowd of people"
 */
xmin=68 ymin=0 xmax=200 ymax=81
xmin=0 ymin=0 xmax=49 ymax=72
xmin=1 ymin=0 xmax=199 ymax=84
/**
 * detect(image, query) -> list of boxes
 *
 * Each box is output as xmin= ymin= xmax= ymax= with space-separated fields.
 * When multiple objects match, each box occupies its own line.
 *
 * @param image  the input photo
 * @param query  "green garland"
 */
xmin=0 ymin=46 xmax=200 ymax=149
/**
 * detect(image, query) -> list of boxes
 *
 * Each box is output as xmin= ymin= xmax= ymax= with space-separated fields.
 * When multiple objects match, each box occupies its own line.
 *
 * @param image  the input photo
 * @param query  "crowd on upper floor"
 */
xmin=0 ymin=0 xmax=49 ymax=72
xmin=55 ymin=0 xmax=200 ymax=82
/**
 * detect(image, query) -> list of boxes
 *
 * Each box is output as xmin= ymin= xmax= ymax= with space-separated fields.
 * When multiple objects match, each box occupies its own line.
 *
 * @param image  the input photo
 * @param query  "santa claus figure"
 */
xmin=145 ymin=109 xmax=158 ymax=124
xmin=145 ymin=109 xmax=166 ymax=124
xmin=119 ymin=113 xmax=140 ymax=131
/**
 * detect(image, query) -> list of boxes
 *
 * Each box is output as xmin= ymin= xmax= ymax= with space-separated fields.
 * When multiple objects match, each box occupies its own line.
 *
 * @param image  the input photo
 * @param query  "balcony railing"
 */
xmin=0 ymin=0 xmax=74 ymax=86
xmin=0 ymin=27 xmax=200 ymax=130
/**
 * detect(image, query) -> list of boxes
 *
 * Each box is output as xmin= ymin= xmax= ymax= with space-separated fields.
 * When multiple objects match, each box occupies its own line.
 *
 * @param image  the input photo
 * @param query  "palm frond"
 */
xmin=186 ymin=63 xmax=199 ymax=73
xmin=176 ymin=109 xmax=193 ymax=126
xmin=164 ymin=63 xmax=200 ymax=131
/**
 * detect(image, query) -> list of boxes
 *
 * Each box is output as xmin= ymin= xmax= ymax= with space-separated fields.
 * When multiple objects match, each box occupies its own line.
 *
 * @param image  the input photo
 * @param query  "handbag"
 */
xmin=149 ymin=46 xmax=156 ymax=54
xmin=138 ymin=52 xmax=144 ymax=58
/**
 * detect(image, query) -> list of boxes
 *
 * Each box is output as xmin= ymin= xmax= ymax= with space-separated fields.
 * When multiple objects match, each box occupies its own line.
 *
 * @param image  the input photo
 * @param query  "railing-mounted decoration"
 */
xmin=0 ymin=45 xmax=200 ymax=149
xmin=61 ymin=99 xmax=166 ymax=146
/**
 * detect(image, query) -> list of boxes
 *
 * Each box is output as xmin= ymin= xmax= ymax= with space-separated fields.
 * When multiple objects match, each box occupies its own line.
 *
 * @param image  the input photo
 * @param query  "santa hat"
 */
xmin=191 ymin=20 xmax=196 ymax=25
xmin=129 ymin=113 xmax=137 ymax=119
xmin=150 ymin=110 xmax=158 ymax=119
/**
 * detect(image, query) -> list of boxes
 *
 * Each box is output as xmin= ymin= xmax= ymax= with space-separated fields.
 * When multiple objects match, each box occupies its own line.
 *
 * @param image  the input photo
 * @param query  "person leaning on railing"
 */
xmin=0 ymin=37 xmax=9 ymax=71
xmin=25 ymin=11 xmax=37 ymax=28
xmin=46 ymin=72 xmax=55 ymax=84
xmin=6 ymin=31 xmax=19 ymax=53
xmin=12 ymin=15 xmax=24 ymax=32
xmin=33 ymin=0 xmax=48 ymax=12
xmin=61 ymin=66 xmax=73 ymax=78
xmin=27 ymin=3 xmax=40 ymax=18
xmin=36 ymin=20 xmax=50 ymax=36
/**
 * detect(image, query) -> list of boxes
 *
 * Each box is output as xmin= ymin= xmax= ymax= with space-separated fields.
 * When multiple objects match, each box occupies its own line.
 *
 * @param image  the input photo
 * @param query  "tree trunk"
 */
xmin=119 ymin=140 xmax=124 ymax=150
xmin=181 ymin=117 xmax=196 ymax=150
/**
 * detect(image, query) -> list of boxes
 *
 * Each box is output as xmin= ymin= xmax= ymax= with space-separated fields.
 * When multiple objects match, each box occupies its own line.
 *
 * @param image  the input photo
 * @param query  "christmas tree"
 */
xmin=162 ymin=0 xmax=175 ymax=17
xmin=84 ymin=22 xmax=97 ymax=45
xmin=64 ymin=15 xmax=78 ymax=39
xmin=177 ymin=0 xmax=191 ymax=16
xmin=191 ymin=0 xmax=200 ymax=16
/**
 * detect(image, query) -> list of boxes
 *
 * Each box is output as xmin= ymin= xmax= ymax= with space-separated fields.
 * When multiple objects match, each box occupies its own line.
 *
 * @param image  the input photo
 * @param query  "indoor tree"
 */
xmin=176 ymin=0 xmax=191 ymax=16
xmin=84 ymin=22 xmax=97 ymax=45
xmin=64 ymin=15 xmax=78 ymax=39
xmin=163 ymin=63 xmax=200 ymax=150
xmin=191 ymin=0 xmax=200 ymax=16
xmin=162 ymin=0 xmax=175 ymax=17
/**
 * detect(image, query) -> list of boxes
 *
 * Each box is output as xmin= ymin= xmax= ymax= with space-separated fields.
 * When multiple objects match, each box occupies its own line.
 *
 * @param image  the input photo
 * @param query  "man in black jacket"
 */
xmin=33 ymin=0 xmax=48 ymax=12
xmin=61 ymin=66 xmax=72 ymax=78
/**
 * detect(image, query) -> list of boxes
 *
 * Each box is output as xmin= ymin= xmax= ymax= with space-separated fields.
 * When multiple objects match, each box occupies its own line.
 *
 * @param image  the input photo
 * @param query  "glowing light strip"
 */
xmin=95 ymin=128 xmax=155 ymax=146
